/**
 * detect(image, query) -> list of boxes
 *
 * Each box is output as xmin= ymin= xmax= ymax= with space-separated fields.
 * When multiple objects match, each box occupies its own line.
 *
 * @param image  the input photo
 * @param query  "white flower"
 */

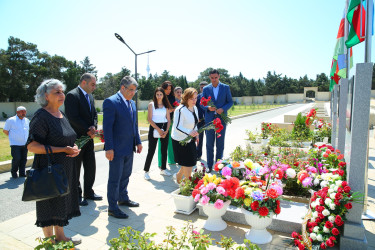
xmin=328 ymin=188 xmax=334 ymax=194
xmin=325 ymin=198 xmax=332 ymax=205
xmin=316 ymin=198 xmax=321 ymax=204
xmin=320 ymin=181 xmax=328 ymax=188
xmin=329 ymin=203 xmax=336 ymax=210
xmin=313 ymin=226 xmax=320 ymax=233
xmin=314 ymin=178 xmax=320 ymax=186
xmin=328 ymin=215 xmax=335 ymax=222
xmin=330 ymin=193 xmax=336 ymax=200
xmin=323 ymin=226 xmax=330 ymax=233
xmin=317 ymin=234 xmax=323 ymax=242
xmin=311 ymin=201 xmax=317 ymax=208
xmin=322 ymin=209 xmax=330 ymax=216
xmin=334 ymin=185 xmax=339 ymax=192
xmin=286 ymin=168 xmax=296 ymax=178
xmin=310 ymin=233 xmax=317 ymax=240
xmin=336 ymin=180 xmax=343 ymax=186
xmin=313 ymin=211 xmax=319 ymax=218
xmin=218 ymin=164 xmax=224 ymax=170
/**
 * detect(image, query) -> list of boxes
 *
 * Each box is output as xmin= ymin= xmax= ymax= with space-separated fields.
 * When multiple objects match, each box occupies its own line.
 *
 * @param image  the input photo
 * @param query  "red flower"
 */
xmin=266 ymin=188 xmax=279 ymax=199
xmin=173 ymin=101 xmax=180 ymax=107
xmin=326 ymin=239 xmax=335 ymax=247
xmin=335 ymin=193 xmax=343 ymax=200
xmin=344 ymin=186 xmax=351 ymax=193
xmin=320 ymin=243 xmax=327 ymax=249
xmin=192 ymin=189 xmax=199 ymax=198
xmin=276 ymin=200 xmax=280 ymax=206
xmin=275 ymin=206 xmax=281 ymax=215
xmin=344 ymin=203 xmax=353 ymax=209
xmin=251 ymin=201 xmax=259 ymax=211
xmin=292 ymin=232 xmax=299 ymax=239
xmin=318 ymin=213 xmax=324 ymax=220
xmin=339 ymin=162 xmax=347 ymax=167
xmin=214 ymin=162 xmax=220 ymax=172
xmin=298 ymin=244 xmax=305 ymax=250
xmin=235 ymin=187 xmax=245 ymax=199
xmin=341 ymin=181 xmax=348 ymax=187
xmin=258 ymin=206 xmax=269 ymax=217
xmin=273 ymin=169 xmax=284 ymax=180
xmin=325 ymin=221 xmax=333 ymax=229
xmin=332 ymin=228 xmax=340 ymax=236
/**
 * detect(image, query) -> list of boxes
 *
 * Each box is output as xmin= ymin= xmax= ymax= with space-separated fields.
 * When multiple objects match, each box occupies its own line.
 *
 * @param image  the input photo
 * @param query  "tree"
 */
xmin=80 ymin=56 xmax=97 ymax=76
xmin=95 ymin=67 xmax=132 ymax=99
xmin=314 ymin=73 xmax=330 ymax=92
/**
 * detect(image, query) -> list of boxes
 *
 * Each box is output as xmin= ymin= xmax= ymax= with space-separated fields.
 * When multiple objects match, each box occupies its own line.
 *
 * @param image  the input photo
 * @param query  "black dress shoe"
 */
xmin=85 ymin=193 xmax=103 ymax=201
xmin=108 ymin=209 xmax=129 ymax=219
xmin=11 ymin=174 xmax=18 ymax=179
xmin=79 ymin=199 xmax=88 ymax=206
xmin=19 ymin=174 xmax=26 ymax=177
xmin=118 ymin=200 xmax=139 ymax=207
xmin=206 ymin=168 xmax=212 ymax=173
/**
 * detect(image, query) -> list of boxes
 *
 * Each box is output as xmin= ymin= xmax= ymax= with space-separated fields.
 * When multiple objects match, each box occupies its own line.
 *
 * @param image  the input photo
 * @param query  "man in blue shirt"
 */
xmin=3 ymin=106 xmax=30 ymax=178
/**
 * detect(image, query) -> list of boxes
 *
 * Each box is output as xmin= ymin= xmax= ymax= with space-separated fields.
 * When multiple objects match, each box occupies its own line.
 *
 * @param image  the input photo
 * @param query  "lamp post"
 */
xmin=114 ymin=33 xmax=156 ymax=122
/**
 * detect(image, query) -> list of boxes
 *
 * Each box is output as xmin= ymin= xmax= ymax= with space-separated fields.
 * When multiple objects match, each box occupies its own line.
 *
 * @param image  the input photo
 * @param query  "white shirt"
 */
xmin=118 ymin=91 xmax=133 ymax=112
xmin=4 ymin=115 xmax=30 ymax=146
xmin=171 ymin=105 xmax=199 ymax=142
xmin=150 ymin=102 xmax=167 ymax=123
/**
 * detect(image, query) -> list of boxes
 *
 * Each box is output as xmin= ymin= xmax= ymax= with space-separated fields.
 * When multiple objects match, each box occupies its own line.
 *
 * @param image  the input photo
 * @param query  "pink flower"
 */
xmin=307 ymin=166 xmax=317 ymax=173
xmin=200 ymin=195 xmax=210 ymax=205
xmin=194 ymin=194 xmax=201 ymax=202
xmin=206 ymin=183 xmax=216 ymax=190
xmin=216 ymin=186 xmax=227 ymax=196
xmin=192 ymin=230 xmax=199 ymax=235
xmin=200 ymin=187 xmax=209 ymax=195
xmin=221 ymin=166 xmax=232 ymax=177
xmin=214 ymin=199 xmax=224 ymax=209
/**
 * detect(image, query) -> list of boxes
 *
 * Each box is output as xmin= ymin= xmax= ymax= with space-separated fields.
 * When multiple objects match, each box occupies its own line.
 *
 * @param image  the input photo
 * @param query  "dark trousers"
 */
xmin=10 ymin=145 xmax=28 ymax=176
xmin=206 ymin=118 xmax=227 ymax=169
xmin=144 ymin=123 xmax=168 ymax=172
xmin=107 ymin=153 xmax=134 ymax=211
xmin=196 ymin=121 xmax=205 ymax=158
xmin=74 ymin=139 xmax=96 ymax=198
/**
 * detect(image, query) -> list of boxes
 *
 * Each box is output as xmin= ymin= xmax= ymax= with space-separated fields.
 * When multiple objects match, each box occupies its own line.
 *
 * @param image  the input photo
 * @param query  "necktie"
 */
xmin=85 ymin=94 xmax=91 ymax=111
xmin=126 ymin=100 xmax=133 ymax=118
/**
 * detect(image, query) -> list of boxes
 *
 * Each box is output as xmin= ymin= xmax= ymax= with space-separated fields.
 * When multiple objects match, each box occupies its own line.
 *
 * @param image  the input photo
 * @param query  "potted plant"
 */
xmin=246 ymin=129 xmax=261 ymax=146
xmin=192 ymin=174 xmax=241 ymax=231
xmin=260 ymin=122 xmax=275 ymax=146
xmin=235 ymin=175 xmax=283 ymax=244
xmin=171 ymin=168 xmax=205 ymax=214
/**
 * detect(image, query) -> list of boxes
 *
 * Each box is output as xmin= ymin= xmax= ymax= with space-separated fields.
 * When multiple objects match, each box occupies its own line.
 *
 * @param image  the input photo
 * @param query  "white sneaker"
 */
xmin=144 ymin=172 xmax=151 ymax=180
xmin=173 ymin=173 xmax=178 ymax=184
xmin=160 ymin=169 xmax=171 ymax=176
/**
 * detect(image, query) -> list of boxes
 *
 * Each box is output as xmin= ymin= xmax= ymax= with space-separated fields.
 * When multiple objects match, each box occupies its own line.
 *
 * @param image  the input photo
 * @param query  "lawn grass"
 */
xmin=0 ymin=104 xmax=284 ymax=161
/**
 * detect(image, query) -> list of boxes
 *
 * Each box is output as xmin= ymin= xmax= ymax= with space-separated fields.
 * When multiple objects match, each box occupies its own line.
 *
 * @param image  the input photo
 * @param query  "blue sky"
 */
xmin=0 ymin=0 xmax=373 ymax=82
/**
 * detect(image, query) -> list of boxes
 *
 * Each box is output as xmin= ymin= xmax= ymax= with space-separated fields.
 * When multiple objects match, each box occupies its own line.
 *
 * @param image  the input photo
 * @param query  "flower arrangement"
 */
xmin=292 ymin=112 xmax=311 ymax=142
xmin=192 ymin=174 xmax=240 ymax=209
xmin=75 ymin=129 xmax=105 ymax=149
xmin=305 ymin=108 xmax=317 ymax=126
xmin=291 ymin=179 xmax=363 ymax=249
xmin=200 ymin=96 xmax=232 ymax=124
xmin=235 ymin=175 xmax=283 ymax=218
xmin=179 ymin=117 xmax=223 ymax=146
xmin=179 ymin=167 xmax=206 ymax=196
xmin=213 ymin=159 xmax=249 ymax=180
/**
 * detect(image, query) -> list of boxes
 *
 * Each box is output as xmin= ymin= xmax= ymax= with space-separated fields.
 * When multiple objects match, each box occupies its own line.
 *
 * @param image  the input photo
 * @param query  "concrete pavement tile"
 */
xmin=23 ymin=231 xmax=43 ymax=249
xmin=0 ymin=212 xmax=35 ymax=233
xmin=65 ymin=213 xmax=99 ymax=232
xmin=8 ymin=222 xmax=42 ymax=240
xmin=0 ymin=231 xmax=33 ymax=249
xmin=269 ymin=233 xmax=294 ymax=248
xmin=74 ymin=235 xmax=106 ymax=250
xmin=79 ymin=220 xmax=123 ymax=245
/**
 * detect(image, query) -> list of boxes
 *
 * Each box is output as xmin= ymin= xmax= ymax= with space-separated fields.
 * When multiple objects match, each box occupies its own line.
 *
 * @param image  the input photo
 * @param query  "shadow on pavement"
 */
xmin=0 ymin=176 xmax=25 ymax=190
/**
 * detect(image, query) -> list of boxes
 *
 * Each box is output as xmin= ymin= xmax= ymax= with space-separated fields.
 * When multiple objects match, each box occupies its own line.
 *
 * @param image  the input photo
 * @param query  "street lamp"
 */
xmin=114 ymin=33 xmax=156 ymax=122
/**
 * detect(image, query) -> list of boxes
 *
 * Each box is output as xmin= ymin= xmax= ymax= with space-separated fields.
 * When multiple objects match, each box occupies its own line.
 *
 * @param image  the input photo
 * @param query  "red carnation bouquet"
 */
xmin=75 ymin=129 xmax=105 ymax=149
xmin=305 ymin=108 xmax=317 ymax=126
xmin=179 ymin=118 xmax=223 ymax=146
xmin=292 ymin=178 xmax=363 ymax=249
xmin=173 ymin=101 xmax=180 ymax=107
xmin=200 ymin=96 xmax=232 ymax=124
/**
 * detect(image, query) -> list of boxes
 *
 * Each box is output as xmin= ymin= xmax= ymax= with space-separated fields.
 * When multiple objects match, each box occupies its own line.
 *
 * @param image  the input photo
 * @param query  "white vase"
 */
xmin=261 ymin=138 xmax=269 ymax=146
xmin=171 ymin=189 xmax=196 ymax=215
xmin=201 ymin=200 xmax=231 ymax=231
xmin=241 ymin=208 xmax=274 ymax=244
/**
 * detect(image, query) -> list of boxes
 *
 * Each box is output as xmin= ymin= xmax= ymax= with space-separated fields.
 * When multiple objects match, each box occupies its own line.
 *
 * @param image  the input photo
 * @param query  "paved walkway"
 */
xmin=0 ymin=103 xmax=374 ymax=249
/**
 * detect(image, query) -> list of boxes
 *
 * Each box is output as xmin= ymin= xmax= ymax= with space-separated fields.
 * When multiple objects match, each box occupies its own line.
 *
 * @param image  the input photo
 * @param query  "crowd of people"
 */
xmin=2 ymin=69 xmax=233 ymax=246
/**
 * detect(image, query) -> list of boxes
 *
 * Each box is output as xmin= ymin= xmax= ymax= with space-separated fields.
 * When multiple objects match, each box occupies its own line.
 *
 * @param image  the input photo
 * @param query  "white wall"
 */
xmin=253 ymin=96 xmax=263 ymax=104
xmin=286 ymin=93 xmax=304 ymax=103
xmin=263 ymin=95 xmax=275 ymax=104
xmin=316 ymin=92 xmax=331 ymax=101
xmin=275 ymin=95 xmax=286 ymax=103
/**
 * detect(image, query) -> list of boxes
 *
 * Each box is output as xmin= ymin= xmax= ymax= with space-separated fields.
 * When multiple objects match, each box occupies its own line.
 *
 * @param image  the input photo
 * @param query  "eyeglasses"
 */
xmin=126 ymin=87 xmax=138 ymax=93
xmin=189 ymin=97 xmax=198 ymax=101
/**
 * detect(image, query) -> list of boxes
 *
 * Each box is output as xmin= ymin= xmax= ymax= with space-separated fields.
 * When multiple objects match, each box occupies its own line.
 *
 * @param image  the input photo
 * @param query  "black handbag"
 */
xmin=22 ymin=145 xmax=70 ymax=202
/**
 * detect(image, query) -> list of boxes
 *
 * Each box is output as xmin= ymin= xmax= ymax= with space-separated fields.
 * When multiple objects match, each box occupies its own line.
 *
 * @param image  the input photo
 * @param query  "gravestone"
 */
xmin=331 ymin=85 xmax=339 ymax=148
xmin=340 ymin=63 xmax=373 ymax=249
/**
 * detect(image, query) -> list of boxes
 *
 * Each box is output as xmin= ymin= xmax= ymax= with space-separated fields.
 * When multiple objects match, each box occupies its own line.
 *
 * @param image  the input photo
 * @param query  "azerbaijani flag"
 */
xmin=330 ymin=11 xmax=353 ymax=91
xmin=346 ymin=0 xmax=373 ymax=48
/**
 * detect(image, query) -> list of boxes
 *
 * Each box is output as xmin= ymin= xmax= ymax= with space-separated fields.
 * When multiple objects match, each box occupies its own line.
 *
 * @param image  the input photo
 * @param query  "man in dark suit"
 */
xmin=196 ymin=81 xmax=207 ymax=161
xmin=201 ymin=69 xmax=233 ymax=173
xmin=65 ymin=73 xmax=102 ymax=206
xmin=103 ymin=76 xmax=142 ymax=219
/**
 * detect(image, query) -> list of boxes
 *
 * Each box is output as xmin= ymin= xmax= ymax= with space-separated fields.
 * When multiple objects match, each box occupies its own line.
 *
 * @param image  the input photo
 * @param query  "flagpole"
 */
xmin=345 ymin=0 xmax=350 ymax=78
xmin=365 ymin=0 xmax=373 ymax=62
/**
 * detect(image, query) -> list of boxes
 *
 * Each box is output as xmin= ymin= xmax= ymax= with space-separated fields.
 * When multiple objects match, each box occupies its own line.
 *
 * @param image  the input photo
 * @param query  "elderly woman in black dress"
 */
xmin=27 ymin=79 xmax=81 ymax=244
